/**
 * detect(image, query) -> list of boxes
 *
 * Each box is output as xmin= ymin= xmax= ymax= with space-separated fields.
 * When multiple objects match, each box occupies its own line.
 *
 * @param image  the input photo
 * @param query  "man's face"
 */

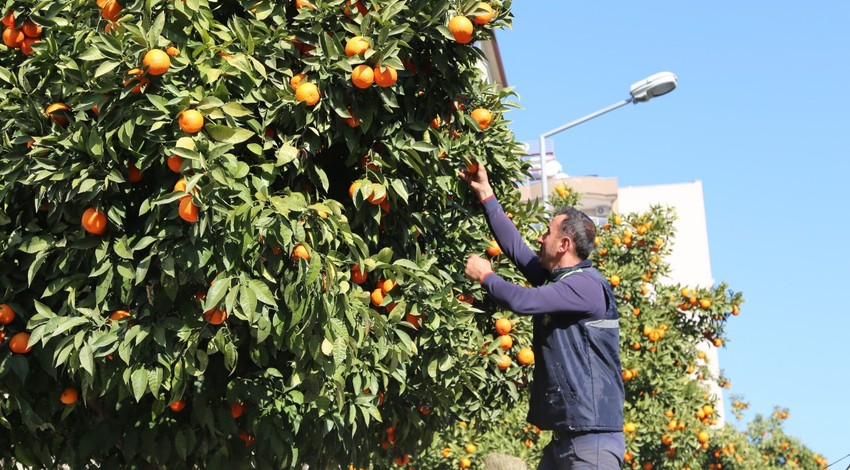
xmin=537 ymin=214 xmax=568 ymax=271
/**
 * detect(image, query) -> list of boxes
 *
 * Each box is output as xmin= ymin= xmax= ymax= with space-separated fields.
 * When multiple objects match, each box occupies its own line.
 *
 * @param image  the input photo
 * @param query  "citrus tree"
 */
xmin=0 ymin=0 xmax=552 ymax=468
xmin=421 ymin=185 xmax=827 ymax=469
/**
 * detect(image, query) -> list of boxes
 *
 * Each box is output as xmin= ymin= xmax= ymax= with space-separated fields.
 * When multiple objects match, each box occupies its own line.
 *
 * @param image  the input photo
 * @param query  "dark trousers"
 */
xmin=537 ymin=431 xmax=625 ymax=470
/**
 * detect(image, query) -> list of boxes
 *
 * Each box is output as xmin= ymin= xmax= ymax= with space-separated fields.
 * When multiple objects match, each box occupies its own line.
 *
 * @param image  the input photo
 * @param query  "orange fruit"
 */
xmin=2 ymin=26 xmax=23 ymax=48
xmin=448 ymin=16 xmax=474 ymax=44
xmin=485 ymin=240 xmax=501 ymax=257
xmin=178 ymin=109 xmax=204 ymax=134
xmin=441 ymin=447 xmax=452 ymax=458
xmin=393 ymin=454 xmax=410 ymax=466
xmin=204 ymin=308 xmax=227 ymax=325
xmin=45 ymin=103 xmax=71 ymax=127
xmin=470 ymin=108 xmax=492 ymax=130
xmin=404 ymin=312 xmax=421 ymax=329
xmin=351 ymin=265 xmax=368 ymax=284
xmin=459 ymin=457 xmax=472 ymax=469
xmin=465 ymin=443 xmax=477 ymax=454
xmin=624 ymin=422 xmax=636 ymax=433
xmin=373 ymin=65 xmax=397 ymax=87
xmin=494 ymin=317 xmax=512 ymax=336
xmin=498 ymin=335 xmax=512 ymax=350
xmin=370 ymin=288 xmax=384 ymax=307
xmin=21 ymin=20 xmax=42 ymax=38
xmin=517 ymin=347 xmax=534 ymax=365
xmin=348 ymin=180 xmax=362 ymax=199
xmin=295 ymin=0 xmax=316 ymax=10
xmin=345 ymin=36 xmax=370 ymax=57
xmin=143 ymin=49 xmax=170 ymax=75
xmin=178 ymin=196 xmax=199 ymax=223
xmin=699 ymin=298 xmax=711 ymax=309
xmin=295 ymin=81 xmax=320 ymax=106
xmin=60 ymin=387 xmax=79 ymax=405
xmin=103 ymin=20 xmax=118 ymax=33
xmin=169 ymin=399 xmax=186 ymax=412
xmin=167 ymin=155 xmax=184 ymax=173
xmin=473 ymin=2 xmax=493 ymax=25
xmin=20 ymin=37 xmax=37 ymax=55
xmin=174 ymin=178 xmax=189 ymax=193
xmin=128 ymin=163 xmax=143 ymax=182
xmin=430 ymin=115 xmax=442 ymax=129
xmin=82 ymin=207 xmax=107 ymax=235
xmin=0 ymin=304 xmax=16 ymax=324
xmin=1 ymin=11 xmax=14 ymax=27
xmin=609 ymin=274 xmax=621 ymax=286
xmin=351 ymin=64 xmax=374 ymax=89
xmin=109 ymin=309 xmax=131 ymax=321
xmin=697 ymin=431 xmax=710 ymax=444
xmin=465 ymin=161 xmax=479 ymax=174
xmin=291 ymin=244 xmax=310 ymax=261
xmin=165 ymin=45 xmax=179 ymax=56
xmin=496 ymin=354 xmax=511 ymax=370
xmin=290 ymin=72 xmax=306 ymax=89
xmin=124 ymin=68 xmax=149 ymax=94
xmin=230 ymin=401 xmax=245 ymax=419
xmin=101 ymin=0 xmax=122 ymax=21
xmin=380 ymin=278 xmax=396 ymax=294
xmin=8 ymin=332 xmax=31 ymax=354
xmin=367 ymin=186 xmax=386 ymax=205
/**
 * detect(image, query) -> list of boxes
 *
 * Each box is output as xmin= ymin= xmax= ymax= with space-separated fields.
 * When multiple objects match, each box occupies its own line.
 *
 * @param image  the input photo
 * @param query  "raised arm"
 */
xmin=461 ymin=161 xmax=548 ymax=286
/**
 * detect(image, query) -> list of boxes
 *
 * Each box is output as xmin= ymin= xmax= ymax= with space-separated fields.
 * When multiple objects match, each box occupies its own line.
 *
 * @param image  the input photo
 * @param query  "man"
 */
xmin=462 ymin=162 xmax=625 ymax=469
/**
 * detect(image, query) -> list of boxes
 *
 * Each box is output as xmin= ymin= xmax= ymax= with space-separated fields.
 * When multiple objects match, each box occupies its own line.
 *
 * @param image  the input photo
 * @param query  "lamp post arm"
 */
xmin=538 ymin=98 xmax=633 ymax=210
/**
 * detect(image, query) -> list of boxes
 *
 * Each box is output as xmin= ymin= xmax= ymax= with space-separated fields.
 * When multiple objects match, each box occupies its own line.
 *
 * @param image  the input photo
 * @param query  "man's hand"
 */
xmin=460 ymin=159 xmax=494 ymax=201
xmin=465 ymin=254 xmax=494 ymax=283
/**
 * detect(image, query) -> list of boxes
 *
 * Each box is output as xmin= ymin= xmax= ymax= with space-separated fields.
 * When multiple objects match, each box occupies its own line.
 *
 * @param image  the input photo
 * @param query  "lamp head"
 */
xmin=630 ymin=71 xmax=678 ymax=103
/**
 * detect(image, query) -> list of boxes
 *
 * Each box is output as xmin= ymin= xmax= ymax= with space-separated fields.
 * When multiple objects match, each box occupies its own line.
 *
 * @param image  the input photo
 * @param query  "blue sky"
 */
xmin=496 ymin=1 xmax=850 ymax=465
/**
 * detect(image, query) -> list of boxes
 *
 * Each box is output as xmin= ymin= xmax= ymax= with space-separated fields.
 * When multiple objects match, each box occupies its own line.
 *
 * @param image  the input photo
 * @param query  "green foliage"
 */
xmin=0 ymin=0 xmax=557 ymax=468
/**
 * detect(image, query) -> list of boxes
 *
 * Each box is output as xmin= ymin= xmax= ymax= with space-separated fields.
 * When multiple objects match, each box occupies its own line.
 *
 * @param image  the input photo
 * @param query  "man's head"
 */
xmin=536 ymin=207 xmax=597 ymax=271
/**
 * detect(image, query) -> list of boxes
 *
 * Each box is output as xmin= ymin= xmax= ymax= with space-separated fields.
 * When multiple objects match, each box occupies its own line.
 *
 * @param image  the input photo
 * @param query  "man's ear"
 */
xmin=558 ymin=236 xmax=572 ymax=254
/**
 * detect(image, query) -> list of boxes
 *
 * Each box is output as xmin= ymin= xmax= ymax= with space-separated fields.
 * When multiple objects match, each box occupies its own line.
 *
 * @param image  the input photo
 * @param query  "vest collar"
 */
xmin=550 ymin=260 xmax=593 ymax=282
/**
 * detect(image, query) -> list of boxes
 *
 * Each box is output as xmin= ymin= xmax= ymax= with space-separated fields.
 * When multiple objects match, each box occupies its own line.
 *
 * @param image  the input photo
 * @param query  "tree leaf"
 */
xmin=206 ymin=124 xmax=255 ymax=144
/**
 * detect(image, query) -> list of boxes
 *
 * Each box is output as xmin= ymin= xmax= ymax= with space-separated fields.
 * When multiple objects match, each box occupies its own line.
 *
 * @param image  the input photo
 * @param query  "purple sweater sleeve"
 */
xmin=482 ymin=271 xmax=605 ymax=318
xmin=481 ymin=197 xmax=548 ymax=286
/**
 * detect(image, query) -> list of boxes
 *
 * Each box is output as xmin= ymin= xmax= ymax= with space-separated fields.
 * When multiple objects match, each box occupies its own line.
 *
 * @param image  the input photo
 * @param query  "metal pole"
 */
xmin=538 ymin=97 xmax=633 ymax=210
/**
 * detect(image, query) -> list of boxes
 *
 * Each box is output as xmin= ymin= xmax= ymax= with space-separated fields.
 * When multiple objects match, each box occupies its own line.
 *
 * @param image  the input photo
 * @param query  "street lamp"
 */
xmin=538 ymin=71 xmax=678 ymax=208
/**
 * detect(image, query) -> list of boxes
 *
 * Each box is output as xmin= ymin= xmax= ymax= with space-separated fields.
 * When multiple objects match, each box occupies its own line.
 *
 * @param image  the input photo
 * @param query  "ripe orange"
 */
xmin=20 ymin=37 xmax=37 ymax=55
xmin=494 ymin=317 xmax=512 ymax=336
xmin=373 ymin=65 xmax=397 ymax=87
xmin=295 ymin=0 xmax=316 ymax=10
xmin=697 ymin=431 xmax=710 ymax=444
xmin=178 ymin=196 xmax=199 ymax=222
xmin=473 ymin=2 xmax=493 ymax=25
xmin=292 ymin=244 xmax=310 ymax=261
xmin=496 ymin=354 xmax=511 ymax=370
xmin=8 ymin=332 xmax=31 ymax=354
xmin=295 ymin=81 xmax=320 ymax=106
xmin=109 ymin=309 xmax=131 ymax=321
xmin=465 ymin=443 xmax=477 ymax=454
xmin=128 ymin=163 xmax=143 ymax=182
xmin=393 ymin=454 xmax=410 ymax=466
xmin=430 ymin=115 xmax=442 ymax=129
xmin=699 ymin=298 xmax=711 ymax=309
xmin=351 ymin=265 xmax=368 ymax=284
xmin=404 ymin=311 xmax=421 ymax=329
xmin=609 ymin=274 xmax=621 ymax=286
xmin=459 ymin=457 xmax=472 ymax=469
xmin=290 ymin=72 xmax=306 ymax=89
xmin=204 ymin=308 xmax=227 ymax=325
xmin=345 ymin=36 xmax=370 ymax=57
xmin=166 ymin=156 xmax=183 ymax=174
xmin=21 ymin=20 xmax=42 ymax=38
xmin=166 ymin=45 xmax=179 ymax=56
xmin=441 ymin=447 xmax=452 ymax=458
xmin=124 ymin=68 xmax=149 ymax=94
xmin=0 ymin=304 xmax=16 ymax=324
xmin=351 ymin=64 xmax=374 ymax=89
xmin=2 ymin=26 xmax=23 ymax=48
xmin=470 ymin=108 xmax=492 ymax=130
xmin=142 ymin=49 xmax=170 ymax=75
xmin=517 ymin=347 xmax=534 ymax=366
xmin=169 ymin=399 xmax=186 ymax=412
xmin=498 ymin=335 xmax=512 ymax=350
xmin=370 ymin=288 xmax=384 ymax=307
xmin=230 ymin=401 xmax=245 ymax=418
xmin=178 ymin=109 xmax=204 ymax=134
xmin=60 ymin=387 xmax=78 ymax=405
xmin=101 ymin=0 xmax=122 ymax=21
xmin=448 ymin=16 xmax=474 ymax=44
xmin=82 ymin=207 xmax=107 ymax=235
xmin=485 ymin=240 xmax=501 ymax=257
xmin=1 ymin=11 xmax=14 ymax=28
xmin=348 ymin=180 xmax=362 ymax=198
xmin=380 ymin=278 xmax=396 ymax=294
xmin=45 ymin=103 xmax=71 ymax=127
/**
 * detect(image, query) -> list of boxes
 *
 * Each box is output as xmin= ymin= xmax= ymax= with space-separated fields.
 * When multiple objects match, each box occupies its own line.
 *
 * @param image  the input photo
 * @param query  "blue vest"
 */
xmin=526 ymin=264 xmax=625 ymax=432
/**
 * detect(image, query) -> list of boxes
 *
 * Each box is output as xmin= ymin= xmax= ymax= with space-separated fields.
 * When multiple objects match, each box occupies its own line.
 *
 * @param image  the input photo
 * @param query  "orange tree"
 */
xmin=0 ymin=0 xmax=550 ymax=468
xmin=420 ymin=185 xmax=827 ymax=470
